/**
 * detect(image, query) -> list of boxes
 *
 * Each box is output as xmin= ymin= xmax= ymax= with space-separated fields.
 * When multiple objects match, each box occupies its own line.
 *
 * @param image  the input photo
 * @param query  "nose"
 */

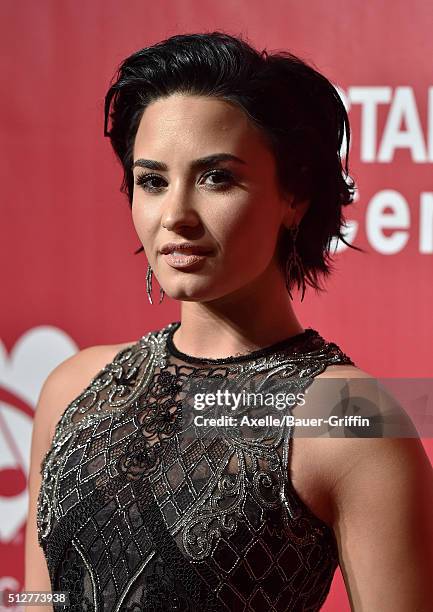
xmin=160 ymin=181 xmax=200 ymax=232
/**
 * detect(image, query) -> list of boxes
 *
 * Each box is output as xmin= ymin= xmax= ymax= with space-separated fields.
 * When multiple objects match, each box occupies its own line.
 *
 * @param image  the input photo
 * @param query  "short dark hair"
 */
xmin=104 ymin=31 xmax=363 ymax=298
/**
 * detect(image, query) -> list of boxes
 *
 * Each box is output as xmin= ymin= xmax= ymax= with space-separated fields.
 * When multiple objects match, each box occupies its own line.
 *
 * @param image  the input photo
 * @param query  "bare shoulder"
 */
xmin=308 ymin=362 xmax=416 ymax=435
xmin=114 ymin=340 xmax=138 ymax=353
xmin=315 ymin=363 xmax=373 ymax=378
xmin=289 ymin=362 xmax=424 ymax=525
xmin=46 ymin=339 xmax=136 ymax=400
xmin=35 ymin=340 xmax=137 ymax=445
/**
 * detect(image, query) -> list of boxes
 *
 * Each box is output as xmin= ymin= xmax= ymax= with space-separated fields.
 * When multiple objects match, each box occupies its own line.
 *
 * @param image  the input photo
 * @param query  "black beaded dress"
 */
xmin=37 ymin=321 xmax=355 ymax=611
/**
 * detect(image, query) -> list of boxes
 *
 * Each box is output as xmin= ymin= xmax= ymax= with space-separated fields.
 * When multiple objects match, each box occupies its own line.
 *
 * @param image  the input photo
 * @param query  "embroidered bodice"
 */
xmin=37 ymin=322 xmax=355 ymax=611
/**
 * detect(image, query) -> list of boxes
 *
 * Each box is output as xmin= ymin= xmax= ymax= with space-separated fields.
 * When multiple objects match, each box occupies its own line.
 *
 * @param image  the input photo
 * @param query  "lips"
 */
xmin=159 ymin=242 xmax=213 ymax=270
xmin=159 ymin=242 xmax=213 ymax=256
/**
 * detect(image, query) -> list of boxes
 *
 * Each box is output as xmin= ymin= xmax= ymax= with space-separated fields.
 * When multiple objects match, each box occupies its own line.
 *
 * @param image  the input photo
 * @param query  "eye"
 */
xmin=201 ymin=169 xmax=234 ymax=190
xmin=134 ymin=169 xmax=235 ymax=193
xmin=134 ymin=172 xmax=166 ymax=192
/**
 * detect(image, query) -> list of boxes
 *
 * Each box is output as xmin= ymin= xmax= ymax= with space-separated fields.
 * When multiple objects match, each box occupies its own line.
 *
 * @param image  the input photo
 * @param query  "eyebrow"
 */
xmin=132 ymin=153 xmax=246 ymax=172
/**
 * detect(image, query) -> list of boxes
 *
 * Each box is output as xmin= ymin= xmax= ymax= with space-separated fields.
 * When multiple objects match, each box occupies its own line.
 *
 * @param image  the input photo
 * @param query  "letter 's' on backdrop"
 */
xmin=1 ymin=1 xmax=432 ymax=609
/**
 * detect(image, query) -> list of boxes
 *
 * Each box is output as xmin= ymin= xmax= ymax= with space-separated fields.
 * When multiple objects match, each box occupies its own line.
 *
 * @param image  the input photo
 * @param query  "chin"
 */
xmin=167 ymin=287 xmax=215 ymax=302
xmin=164 ymin=279 xmax=229 ymax=303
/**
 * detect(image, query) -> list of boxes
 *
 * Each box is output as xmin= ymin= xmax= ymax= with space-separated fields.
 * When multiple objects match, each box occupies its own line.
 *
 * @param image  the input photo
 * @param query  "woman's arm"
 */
xmin=331 ymin=432 xmax=433 ymax=610
xmin=24 ymin=345 xmax=120 ymax=612
xmin=24 ymin=370 xmax=57 ymax=609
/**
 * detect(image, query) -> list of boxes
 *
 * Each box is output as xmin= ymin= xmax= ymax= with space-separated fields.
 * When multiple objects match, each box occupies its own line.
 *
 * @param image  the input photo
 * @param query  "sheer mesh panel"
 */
xmin=37 ymin=322 xmax=355 ymax=612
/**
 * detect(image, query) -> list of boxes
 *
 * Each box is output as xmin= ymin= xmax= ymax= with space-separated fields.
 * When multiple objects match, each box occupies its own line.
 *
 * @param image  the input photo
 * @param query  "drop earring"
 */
xmin=285 ymin=224 xmax=306 ymax=302
xmin=146 ymin=264 xmax=165 ymax=305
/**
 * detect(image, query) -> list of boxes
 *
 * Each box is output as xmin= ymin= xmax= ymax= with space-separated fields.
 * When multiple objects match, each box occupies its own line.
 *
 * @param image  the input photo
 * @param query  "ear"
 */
xmin=281 ymin=195 xmax=310 ymax=230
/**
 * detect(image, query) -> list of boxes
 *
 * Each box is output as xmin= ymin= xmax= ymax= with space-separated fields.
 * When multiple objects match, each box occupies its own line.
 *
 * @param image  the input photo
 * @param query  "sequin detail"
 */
xmin=37 ymin=322 xmax=355 ymax=611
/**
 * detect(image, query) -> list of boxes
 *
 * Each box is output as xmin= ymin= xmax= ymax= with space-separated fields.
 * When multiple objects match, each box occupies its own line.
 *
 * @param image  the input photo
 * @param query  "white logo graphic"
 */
xmin=0 ymin=327 xmax=77 ymax=542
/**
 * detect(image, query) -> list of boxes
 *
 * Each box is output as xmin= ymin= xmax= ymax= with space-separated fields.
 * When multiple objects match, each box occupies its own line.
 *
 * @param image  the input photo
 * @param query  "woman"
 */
xmin=25 ymin=32 xmax=433 ymax=611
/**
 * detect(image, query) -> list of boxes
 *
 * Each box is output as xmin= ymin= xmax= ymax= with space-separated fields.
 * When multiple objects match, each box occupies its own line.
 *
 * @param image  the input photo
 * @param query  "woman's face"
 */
xmin=131 ymin=93 xmax=298 ymax=303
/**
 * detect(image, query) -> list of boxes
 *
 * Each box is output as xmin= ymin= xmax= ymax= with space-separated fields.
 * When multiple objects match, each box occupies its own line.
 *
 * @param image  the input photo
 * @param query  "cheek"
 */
xmin=131 ymin=195 xmax=142 ymax=230
xmin=131 ymin=202 xmax=139 ymax=232
xmin=131 ymin=198 xmax=157 ymax=243
xmin=214 ymin=195 xmax=282 ymax=257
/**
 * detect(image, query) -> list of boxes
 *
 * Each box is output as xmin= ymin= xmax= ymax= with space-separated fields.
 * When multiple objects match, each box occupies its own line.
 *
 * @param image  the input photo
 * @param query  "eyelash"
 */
xmin=134 ymin=169 xmax=234 ymax=192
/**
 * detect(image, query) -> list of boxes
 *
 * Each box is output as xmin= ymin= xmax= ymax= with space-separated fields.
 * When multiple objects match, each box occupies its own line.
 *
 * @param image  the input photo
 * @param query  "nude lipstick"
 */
xmin=159 ymin=242 xmax=213 ymax=270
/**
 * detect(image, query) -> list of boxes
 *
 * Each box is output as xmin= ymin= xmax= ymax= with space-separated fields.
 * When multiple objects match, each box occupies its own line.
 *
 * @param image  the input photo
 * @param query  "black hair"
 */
xmin=104 ymin=31 xmax=363 ymax=298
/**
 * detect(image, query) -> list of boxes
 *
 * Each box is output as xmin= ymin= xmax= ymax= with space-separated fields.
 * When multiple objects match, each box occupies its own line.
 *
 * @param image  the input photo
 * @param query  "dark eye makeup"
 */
xmin=134 ymin=169 xmax=235 ymax=192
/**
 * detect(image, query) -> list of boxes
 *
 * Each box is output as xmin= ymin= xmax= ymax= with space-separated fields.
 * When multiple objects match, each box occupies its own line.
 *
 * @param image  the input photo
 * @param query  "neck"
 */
xmin=173 ymin=264 xmax=304 ymax=359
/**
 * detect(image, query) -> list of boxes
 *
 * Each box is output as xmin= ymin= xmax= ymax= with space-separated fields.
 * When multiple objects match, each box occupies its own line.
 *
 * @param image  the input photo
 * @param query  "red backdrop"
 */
xmin=1 ymin=1 xmax=432 ymax=609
